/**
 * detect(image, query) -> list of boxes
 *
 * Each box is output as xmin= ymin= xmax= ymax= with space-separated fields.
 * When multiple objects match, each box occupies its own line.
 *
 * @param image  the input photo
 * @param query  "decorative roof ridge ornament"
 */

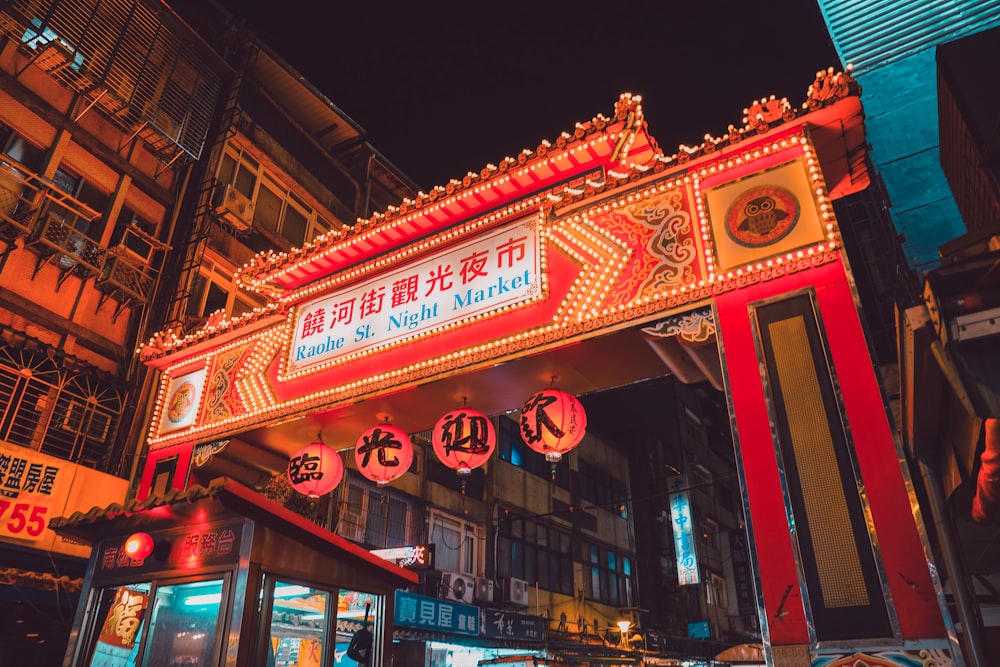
xmin=652 ymin=65 xmax=855 ymax=169
xmin=235 ymin=94 xmax=651 ymax=286
xmin=137 ymin=300 xmax=288 ymax=361
xmin=804 ymin=64 xmax=859 ymax=112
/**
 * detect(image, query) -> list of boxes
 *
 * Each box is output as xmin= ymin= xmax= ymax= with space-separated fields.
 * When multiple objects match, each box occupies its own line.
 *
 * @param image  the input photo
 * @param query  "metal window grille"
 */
xmin=0 ymin=342 xmax=122 ymax=470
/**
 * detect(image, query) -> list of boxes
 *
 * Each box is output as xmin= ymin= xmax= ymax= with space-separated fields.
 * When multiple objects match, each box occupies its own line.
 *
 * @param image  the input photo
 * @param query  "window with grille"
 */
xmin=336 ymin=475 xmax=420 ymax=549
xmin=0 ymin=343 xmax=122 ymax=470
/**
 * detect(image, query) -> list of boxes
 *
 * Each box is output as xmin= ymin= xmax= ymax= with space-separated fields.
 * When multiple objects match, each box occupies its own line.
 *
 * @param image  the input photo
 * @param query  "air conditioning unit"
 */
xmin=501 ymin=577 xmax=529 ymax=607
xmin=214 ymin=184 xmax=254 ymax=230
xmin=475 ymin=577 xmax=494 ymax=603
xmin=440 ymin=571 xmax=475 ymax=604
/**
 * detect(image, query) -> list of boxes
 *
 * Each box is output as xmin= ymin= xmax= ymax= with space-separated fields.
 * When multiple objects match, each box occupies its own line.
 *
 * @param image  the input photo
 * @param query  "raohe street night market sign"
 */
xmin=288 ymin=216 xmax=541 ymax=373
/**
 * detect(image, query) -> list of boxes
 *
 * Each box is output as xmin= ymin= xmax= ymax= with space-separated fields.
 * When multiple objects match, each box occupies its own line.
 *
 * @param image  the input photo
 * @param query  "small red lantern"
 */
xmin=288 ymin=440 xmax=343 ymax=498
xmin=123 ymin=531 xmax=155 ymax=560
xmin=519 ymin=388 xmax=587 ymax=463
xmin=355 ymin=423 xmax=413 ymax=486
xmin=432 ymin=408 xmax=496 ymax=475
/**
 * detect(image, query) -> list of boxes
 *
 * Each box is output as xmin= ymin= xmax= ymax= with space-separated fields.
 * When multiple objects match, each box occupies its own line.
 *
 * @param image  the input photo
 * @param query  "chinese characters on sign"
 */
xmin=0 ymin=442 xmax=128 ymax=556
xmin=97 ymin=525 xmax=240 ymax=573
xmin=98 ymin=587 xmax=149 ymax=649
xmin=0 ymin=442 xmax=61 ymax=543
xmin=289 ymin=216 xmax=541 ymax=372
xmin=90 ymin=586 xmax=150 ymax=667
xmin=730 ymin=528 xmax=757 ymax=615
xmin=482 ymin=609 xmax=545 ymax=642
xmin=369 ymin=544 xmax=434 ymax=569
xmin=668 ymin=475 xmax=700 ymax=585
xmin=394 ymin=590 xmax=479 ymax=636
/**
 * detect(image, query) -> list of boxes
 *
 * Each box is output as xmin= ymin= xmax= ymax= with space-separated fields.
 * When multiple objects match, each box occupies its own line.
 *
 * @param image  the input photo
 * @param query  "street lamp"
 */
xmin=617 ymin=619 xmax=631 ymax=650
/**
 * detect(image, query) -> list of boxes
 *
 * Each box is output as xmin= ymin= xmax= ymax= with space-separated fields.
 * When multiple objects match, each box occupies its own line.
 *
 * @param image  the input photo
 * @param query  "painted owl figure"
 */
xmin=737 ymin=195 xmax=788 ymax=235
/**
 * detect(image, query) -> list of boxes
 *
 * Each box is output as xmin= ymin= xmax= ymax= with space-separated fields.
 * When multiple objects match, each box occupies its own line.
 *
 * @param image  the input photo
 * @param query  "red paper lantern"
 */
xmin=355 ymin=424 xmax=413 ymax=486
xmin=519 ymin=388 xmax=587 ymax=462
xmin=432 ymin=408 xmax=496 ymax=475
xmin=288 ymin=441 xmax=343 ymax=498
xmin=123 ymin=532 xmax=155 ymax=560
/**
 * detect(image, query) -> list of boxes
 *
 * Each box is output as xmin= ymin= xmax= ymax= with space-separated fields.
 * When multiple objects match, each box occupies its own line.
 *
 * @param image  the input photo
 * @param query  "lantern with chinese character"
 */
xmin=355 ymin=423 xmax=413 ymax=486
xmin=288 ymin=440 xmax=343 ymax=498
xmin=431 ymin=407 xmax=496 ymax=476
xmin=519 ymin=388 xmax=587 ymax=464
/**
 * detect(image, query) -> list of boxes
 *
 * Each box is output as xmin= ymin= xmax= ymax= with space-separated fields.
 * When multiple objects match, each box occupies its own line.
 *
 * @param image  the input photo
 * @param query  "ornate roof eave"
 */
xmin=235 ymin=92 xmax=657 ymax=297
xmin=137 ymin=67 xmax=861 ymax=365
xmin=49 ymin=477 xmax=419 ymax=586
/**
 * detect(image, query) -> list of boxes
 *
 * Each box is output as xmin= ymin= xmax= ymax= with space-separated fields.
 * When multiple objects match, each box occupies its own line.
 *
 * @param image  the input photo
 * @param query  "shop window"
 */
xmin=42 ymin=373 xmax=122 ymax=469
xmin=335 ymin=588 xmax=381 ymax=666
xmin=49 ymin=168 xmax=107 ymax=239
xmin=336 ymin=476 xmax=420 ymax=549
xmin=700 ymin=518 xmax=719 ymax=550
xmin=266 ymin=579 xmax=336 ymax=667
xmin=144 ymin=579 xmax=227 ymax=665
xmin=1 ymin=126 xmax=45 ymax=173
xmin=0 ymin=346 xmax=59 ymax=449
xmin=365 ymin=489 xmax=409 ymax=549
xmin=83 ymin=582 xmax=152 ymax=665
xmin=82 ymin=578 xmax=228 ymax=667
xmin=692 ymin=463 xmax=712 ymax=490
xmin=1 ymin=129 xmax=48 ymax=239
xmin=0 ymin=344 xmax=121 ymax=470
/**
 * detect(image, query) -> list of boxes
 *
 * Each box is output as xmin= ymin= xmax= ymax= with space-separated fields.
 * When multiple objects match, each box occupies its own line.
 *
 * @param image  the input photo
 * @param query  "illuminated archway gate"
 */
xmin=139 ymin=74 xmax=957 ymax=666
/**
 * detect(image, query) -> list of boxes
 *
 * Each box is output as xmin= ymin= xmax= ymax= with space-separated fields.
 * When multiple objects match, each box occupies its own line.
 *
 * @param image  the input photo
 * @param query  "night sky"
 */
xmin=216 ymin=1 xmax=842 ymax=193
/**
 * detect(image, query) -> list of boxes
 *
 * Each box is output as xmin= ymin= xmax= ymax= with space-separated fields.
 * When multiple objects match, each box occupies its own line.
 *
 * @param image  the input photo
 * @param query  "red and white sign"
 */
xmin=288 ymin=216 xmax=541 ymax=373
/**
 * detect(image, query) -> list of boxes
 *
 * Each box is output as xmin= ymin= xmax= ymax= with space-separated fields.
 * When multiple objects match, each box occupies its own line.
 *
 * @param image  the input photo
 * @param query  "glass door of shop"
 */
xmin=261 ymin=578 xmax=382 ymax=667
xmin=81 ymin=576 xmax=229 ymax=667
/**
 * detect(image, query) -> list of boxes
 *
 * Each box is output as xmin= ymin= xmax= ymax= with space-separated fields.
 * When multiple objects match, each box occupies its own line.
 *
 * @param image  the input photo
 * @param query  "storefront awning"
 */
xmin=714 ymin=642 xmax=765 ymax=664
xmin=49 ymin=476 xmax=418 ymax=587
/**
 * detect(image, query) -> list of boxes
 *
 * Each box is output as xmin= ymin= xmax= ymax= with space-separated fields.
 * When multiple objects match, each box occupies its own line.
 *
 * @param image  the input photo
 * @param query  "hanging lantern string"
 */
xmin=460 ymin=478 xmax=468 ymax=516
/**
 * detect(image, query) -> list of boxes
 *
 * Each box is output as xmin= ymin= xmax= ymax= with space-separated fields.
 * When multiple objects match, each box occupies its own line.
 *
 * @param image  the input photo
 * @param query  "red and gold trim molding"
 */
xmin=143 ymin=126 xmax=843 ymax=451
xmin=137 ymin=68 xmax=860 ymax=364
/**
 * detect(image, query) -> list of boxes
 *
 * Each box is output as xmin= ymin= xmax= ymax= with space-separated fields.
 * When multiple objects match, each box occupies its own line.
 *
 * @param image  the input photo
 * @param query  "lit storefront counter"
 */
xmin=50 ymin=477 xmax=417 ymax=667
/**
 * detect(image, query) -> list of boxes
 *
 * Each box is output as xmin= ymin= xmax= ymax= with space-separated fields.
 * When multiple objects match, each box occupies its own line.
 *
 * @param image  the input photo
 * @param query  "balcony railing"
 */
xmin=29 ymin=212 xmax=106 ymax=281
xmin=0 ymin=0 xmax=223 ymax=166
xmin=100 ymin=249 xmax=154 ymax=304
xmin=0 ymin=158 xmax=156 ymax=306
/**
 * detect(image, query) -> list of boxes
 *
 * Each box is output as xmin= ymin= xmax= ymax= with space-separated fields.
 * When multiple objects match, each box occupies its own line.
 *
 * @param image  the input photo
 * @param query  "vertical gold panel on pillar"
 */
xmin=753 ymin=292 xmax=892 ymax=642
xmin=768 ymin=316 xmax=869 ymax=608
